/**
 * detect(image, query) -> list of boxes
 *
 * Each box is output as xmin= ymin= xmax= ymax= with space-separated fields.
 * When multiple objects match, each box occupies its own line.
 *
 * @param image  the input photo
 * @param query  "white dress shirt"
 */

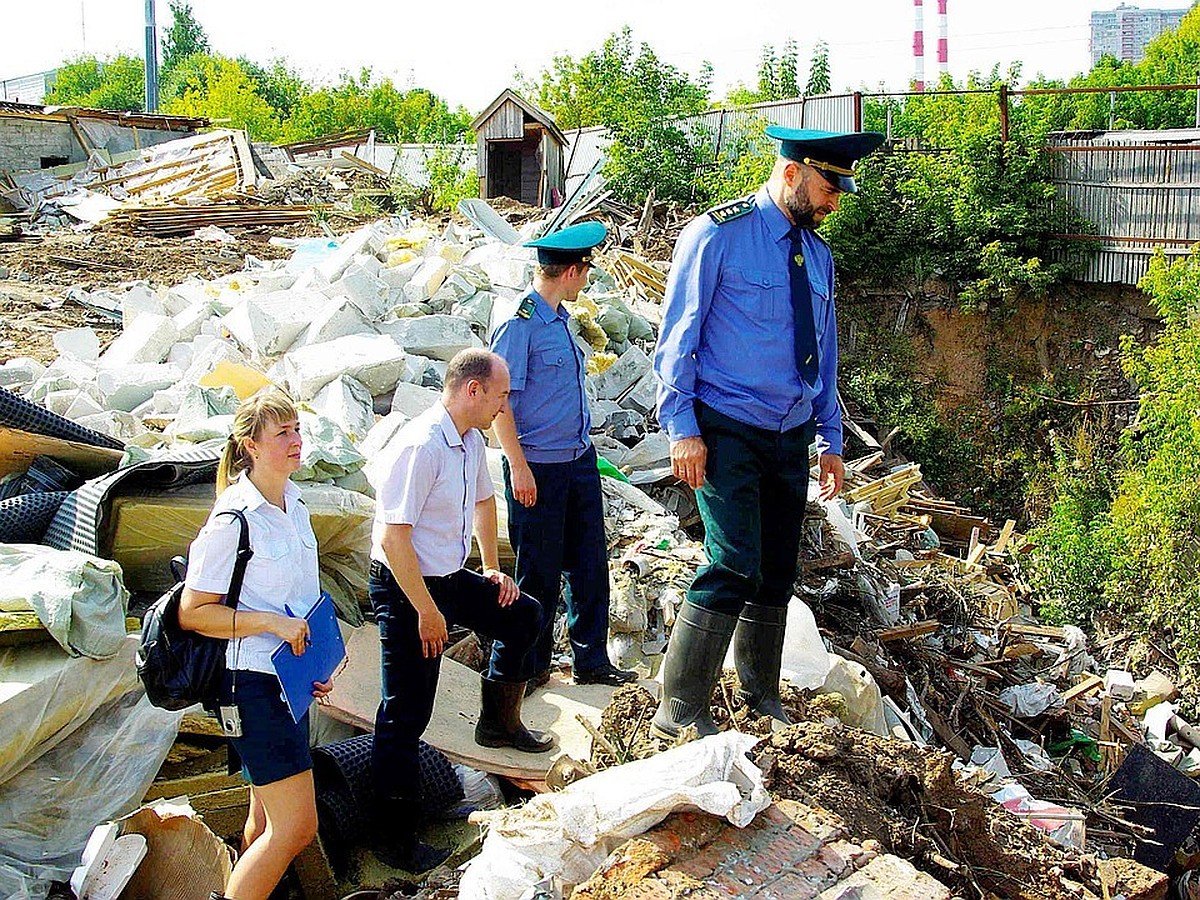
xmin=369 ymin=403 xmax=494 ymax=578
xmin=185 ymin=474 xmax=321 ymax=674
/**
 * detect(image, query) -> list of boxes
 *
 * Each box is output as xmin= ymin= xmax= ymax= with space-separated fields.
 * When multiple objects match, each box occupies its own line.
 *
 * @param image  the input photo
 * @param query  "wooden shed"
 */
xmin=471 ymin=89 xmax=567 ymax=207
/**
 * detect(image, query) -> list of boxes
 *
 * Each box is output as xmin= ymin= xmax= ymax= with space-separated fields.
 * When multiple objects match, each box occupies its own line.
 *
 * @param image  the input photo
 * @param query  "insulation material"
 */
xmin=0 ymin=636 xmax=139 ymax=787
xmin=0 ymin=692 xmax=182 ymax=897
xmin=107 ymin=481 xmax=373 ymax=623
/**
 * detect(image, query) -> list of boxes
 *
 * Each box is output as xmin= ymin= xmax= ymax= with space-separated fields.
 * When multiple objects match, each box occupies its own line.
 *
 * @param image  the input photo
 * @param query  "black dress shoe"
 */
xmin=575 ymin=663 xmax=637 ymax=686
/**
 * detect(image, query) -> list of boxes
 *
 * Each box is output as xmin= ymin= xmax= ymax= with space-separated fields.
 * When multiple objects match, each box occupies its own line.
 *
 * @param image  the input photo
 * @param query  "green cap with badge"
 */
xmin=765 ymin=126 xmax=886 ymax=194
xmin=525 ymin=221 xmax=608 ymax=266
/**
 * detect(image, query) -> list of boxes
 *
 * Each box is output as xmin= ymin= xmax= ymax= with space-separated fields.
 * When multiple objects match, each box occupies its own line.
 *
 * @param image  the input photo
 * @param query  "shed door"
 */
xmin=487 ymin=141 xmax=523 ymax=201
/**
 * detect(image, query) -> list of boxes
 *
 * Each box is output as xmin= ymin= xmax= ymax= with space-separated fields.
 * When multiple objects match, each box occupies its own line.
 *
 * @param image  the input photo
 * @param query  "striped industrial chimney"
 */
xmin=913 ymin=0 xmax=926 ymax=91
xmin=938 ymin=0 xmax=949 ymax=78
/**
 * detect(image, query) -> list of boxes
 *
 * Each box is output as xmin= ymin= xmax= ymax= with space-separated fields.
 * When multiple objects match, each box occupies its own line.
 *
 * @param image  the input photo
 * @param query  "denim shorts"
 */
xmin=220 ymin=670 xmax=311 ymax=786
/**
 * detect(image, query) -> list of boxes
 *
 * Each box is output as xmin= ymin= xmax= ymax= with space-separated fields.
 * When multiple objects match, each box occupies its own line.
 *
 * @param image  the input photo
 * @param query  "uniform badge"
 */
xmin=516 ymin=297 xmax=536 ymax=320
xmin=707 ymin=195 xmax=755 ymax=225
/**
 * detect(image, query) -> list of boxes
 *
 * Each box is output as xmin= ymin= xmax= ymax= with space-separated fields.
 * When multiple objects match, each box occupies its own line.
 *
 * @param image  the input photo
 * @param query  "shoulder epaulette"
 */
xmin=707 ymin=195 xmax=755 ymax=225
xmin=516 ymin=296 xmax=537 ymax=320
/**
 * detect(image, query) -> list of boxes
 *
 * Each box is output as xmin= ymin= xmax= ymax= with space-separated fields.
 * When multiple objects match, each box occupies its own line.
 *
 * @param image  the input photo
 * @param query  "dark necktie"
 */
xmin=788 ymin=226 xmax=819 ymax=386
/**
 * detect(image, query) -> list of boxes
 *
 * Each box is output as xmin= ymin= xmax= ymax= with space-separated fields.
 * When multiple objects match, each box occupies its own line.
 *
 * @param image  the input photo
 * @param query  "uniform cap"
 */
xmin=765 ymin=125 xmax=886 ymax=193
xmin=525 ymin=221 xmax=608 ymax=265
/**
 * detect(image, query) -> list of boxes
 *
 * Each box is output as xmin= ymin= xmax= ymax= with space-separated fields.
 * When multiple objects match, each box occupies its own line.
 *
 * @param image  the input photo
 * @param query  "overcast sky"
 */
xmin=2 ymin=1 xmax=1185 ymax=112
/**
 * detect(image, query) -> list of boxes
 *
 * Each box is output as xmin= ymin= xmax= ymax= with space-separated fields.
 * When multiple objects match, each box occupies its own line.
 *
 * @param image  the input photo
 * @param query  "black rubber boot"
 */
xmin=372 ymin=797 xmax=451 ymax=874
xmin=734 ymin=602 xmax=791 ymax=724
xmin=650 ymin=602 xmax=738 ymax=740
xmin=209 ymin=893 xmax=228 ymax=900
xmin=475 ymin=677 xmax=556 ymax=753
xmin=524 ymin=668 xmax=551 ymax=697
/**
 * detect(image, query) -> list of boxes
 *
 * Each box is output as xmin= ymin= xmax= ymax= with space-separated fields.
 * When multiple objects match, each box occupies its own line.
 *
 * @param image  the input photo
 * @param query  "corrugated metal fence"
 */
xmin=1048 ymin=130 xmax=1200 ymax=284
xmin=562 ymin=93 xmax=858 ymax=194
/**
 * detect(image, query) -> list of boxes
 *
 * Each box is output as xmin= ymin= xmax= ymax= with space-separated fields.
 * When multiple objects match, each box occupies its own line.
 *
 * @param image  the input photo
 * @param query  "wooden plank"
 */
xmin=799 ymin=550 xmax=856 ymax=573
xmin=875 ymin=620 xmax=940 ymax=642
xmin=144 ymin=770 xmax=244 ymax=802
xmin=993 ymin=519 xmax=1017 ymax=554
xmin=324 ymin=625 xmax=647 ymax=781
xmin=922 ymin=703 xmax=972 ymax=761
xmin=1061 ymin=673 xmax=1104 ymax=704
xmin=0 ymin=426 xmax=124 ymax=478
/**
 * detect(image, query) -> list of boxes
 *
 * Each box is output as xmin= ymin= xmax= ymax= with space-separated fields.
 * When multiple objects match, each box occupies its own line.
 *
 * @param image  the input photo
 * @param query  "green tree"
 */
xmin=45 ymin=54 xmax=144 ymax=111
xmin=757 ymin=45 xmax=778 ymax=100
xmin=235 ymin=57 xmax=308 ymax=120
xmin=160 ymin=1 xmax=210 ymax=76
xmin=805 ymin=41 xmax=831 ymax=96
xmin=778 ymin=40 xmax=800 ymax=99
xmin=162 ymin=55 xmax=282 ymax=140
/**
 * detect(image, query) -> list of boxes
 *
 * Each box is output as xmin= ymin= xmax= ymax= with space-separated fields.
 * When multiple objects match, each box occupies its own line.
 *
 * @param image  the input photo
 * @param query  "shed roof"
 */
xmin=0 ymin=100 xmax=206 ymax=131
xmin=471 ymin=89 xmax=567 ymax=147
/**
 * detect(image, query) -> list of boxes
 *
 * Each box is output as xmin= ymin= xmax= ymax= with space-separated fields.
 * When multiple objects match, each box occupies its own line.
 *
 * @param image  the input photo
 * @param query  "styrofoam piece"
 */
xmin=377 ymin=314 xmax=484 ymax=362
xmin=315 ymin=227 xmax=375 ymax=282
xmin=452 ymin=290 xmax=495 ymax=336
xmin=26 ymin=355 xmax=97 ymax=402
xmin=379 ymin=258 xmax=423 ymax=293
xmin=291 ymin=266 xmax=331 ymax=293
xmin=99 ymin=313 xmax=179 ymax=368
xmin=65 ymin=389 xmax=106 ymax=421
xmin=279 ymin=333 xmax=407 ymax=400
xmin=249 ymin=269 xmax=298 ymax=295
xmin=96 ymin=363 xmax=183 ymax=412
xmin=53 ymin=327 xmax=101 ymax=362
xmin=486 ymin=292 xmax=523 ymax=343
xmin=478 ymin=252 xmax=534 ymax=290
xmin=312 ymin=375 xmax=377 ymax=444
xmin=180 ymin=337 xmax=247 ymax=384
xmin=590 ymin=344 xmax=651 ymax=401
xmin=389 ymin=381 xmax=441 ymax=418
xmin=300 ymin=299 xmax=378 ymax=347
xmin=222 ymin=290 xmax=330 ymax=359
xmin=76 ymin=409 xmax=149 ymax=441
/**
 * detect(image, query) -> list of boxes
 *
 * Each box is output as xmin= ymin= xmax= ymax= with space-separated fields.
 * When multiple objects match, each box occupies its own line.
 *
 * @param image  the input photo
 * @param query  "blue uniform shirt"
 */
xmin=653 ymin=186 xmax=844 ymax=456
xmin=490 ymin=290 xmax=593 ymax=464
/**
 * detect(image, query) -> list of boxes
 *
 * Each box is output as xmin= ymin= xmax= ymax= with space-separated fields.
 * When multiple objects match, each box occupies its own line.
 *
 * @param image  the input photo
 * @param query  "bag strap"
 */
xmin=216 ymin=508 xmax=253 ymax=611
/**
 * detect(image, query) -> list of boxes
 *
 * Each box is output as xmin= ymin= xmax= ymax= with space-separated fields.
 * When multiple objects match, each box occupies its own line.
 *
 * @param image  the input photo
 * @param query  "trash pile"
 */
xmin=0 ymin=161 xmax=1192 ymax=899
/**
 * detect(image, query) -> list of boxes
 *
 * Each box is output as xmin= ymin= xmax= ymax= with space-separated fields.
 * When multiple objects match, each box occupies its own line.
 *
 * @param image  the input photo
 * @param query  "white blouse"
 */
xmin=185 ymin=474 xmax=321 ymax=674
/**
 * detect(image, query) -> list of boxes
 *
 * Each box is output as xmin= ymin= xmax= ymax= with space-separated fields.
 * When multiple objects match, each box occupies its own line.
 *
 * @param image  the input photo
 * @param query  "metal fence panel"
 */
xmin=1049 ymin=133 xmax=1200 ymax=285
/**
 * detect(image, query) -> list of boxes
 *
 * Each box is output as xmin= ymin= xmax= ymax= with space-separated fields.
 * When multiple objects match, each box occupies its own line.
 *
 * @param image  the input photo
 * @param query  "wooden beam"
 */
xmin=876 ymin=620 xmax=940 ymax=642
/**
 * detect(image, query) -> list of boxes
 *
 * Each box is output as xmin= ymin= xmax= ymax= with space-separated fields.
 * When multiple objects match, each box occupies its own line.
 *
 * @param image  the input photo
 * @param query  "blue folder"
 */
xmin=271 ymin=592 xmax=347 ymax=723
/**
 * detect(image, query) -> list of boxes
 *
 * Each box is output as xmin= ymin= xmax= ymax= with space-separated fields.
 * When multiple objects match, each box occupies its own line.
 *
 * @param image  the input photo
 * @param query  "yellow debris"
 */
xmin=385 ymin=248 xmax=418 ymax=268
xmin=587 ymin=352 xmax=618 ymax=375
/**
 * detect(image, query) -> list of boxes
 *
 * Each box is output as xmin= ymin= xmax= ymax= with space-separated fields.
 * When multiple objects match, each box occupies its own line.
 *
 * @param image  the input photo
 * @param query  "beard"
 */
xmin=783 ymin=185 xmax=820 ymax=229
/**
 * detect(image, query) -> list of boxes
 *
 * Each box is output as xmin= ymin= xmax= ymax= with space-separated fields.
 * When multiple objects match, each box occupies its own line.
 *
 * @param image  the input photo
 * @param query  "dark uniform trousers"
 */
xmin=502 ymin=444 xmax=611 ymax=675
xmin=369 ymin=560 xmax=542 ymax=804
xmin=689 ymin=402 xmax=816 ymax=617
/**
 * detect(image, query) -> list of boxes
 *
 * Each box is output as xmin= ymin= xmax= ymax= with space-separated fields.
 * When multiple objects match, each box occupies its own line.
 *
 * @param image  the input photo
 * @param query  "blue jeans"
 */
xmin=369 ymin=562 xmax=542 ymax=804
xmin=503 ymin=445 xmax=612 ymax=674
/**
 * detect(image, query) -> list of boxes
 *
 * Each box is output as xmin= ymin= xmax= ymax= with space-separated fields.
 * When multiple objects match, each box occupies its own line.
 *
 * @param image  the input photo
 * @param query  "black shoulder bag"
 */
xmin=137 ymin=509 xmax=254 ymax=711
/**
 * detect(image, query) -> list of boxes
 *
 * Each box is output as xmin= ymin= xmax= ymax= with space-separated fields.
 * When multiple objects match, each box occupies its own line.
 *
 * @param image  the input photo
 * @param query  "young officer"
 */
xmin=368 ymin=349 xmax=553 ymax=873
xmin=490 ymin=222 xmax=636 ymax=691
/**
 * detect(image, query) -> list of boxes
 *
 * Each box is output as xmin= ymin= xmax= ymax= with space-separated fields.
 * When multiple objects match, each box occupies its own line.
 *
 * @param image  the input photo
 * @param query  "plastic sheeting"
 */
xmin=0 ymin=637 xmax=140 ymax=789
xmin=0 ymin=544 xmax=128 ymax=659
xmin=0 ymin=691 xmax=182 ymax=899
xmin=458 ymin=731 xmax=769 ymax=900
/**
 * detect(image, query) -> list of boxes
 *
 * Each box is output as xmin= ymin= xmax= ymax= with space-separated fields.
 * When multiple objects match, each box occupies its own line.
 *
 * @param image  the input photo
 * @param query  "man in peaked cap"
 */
xmin=651 ymin=127 xmax=886 ymax=738
xmin=490 ymin=221 xmax=637 ymax=691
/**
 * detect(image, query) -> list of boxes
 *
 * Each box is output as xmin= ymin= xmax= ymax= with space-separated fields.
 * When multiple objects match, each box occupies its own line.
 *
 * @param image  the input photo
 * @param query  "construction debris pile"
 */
xmin=0 ymin=132 xmax=1194 ymax=900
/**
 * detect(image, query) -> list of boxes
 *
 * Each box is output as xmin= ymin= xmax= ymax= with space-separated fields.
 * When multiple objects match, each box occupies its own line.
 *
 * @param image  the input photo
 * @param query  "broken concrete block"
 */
xmin=26 ymin=356 xmax=95 ymax=402
xmin=132 ymin=385 xmax=186 ymax=423
xmin=65 ymin=390 xmax=106 ymax=421
xmin=314 ymin=227 xmax=375 ymax=282
xmin=399 ymin=354 xmax=446 ymax=390
xmin=53 ymin=327 xmax=100 ymax=363
xmin=452 ymin=290 xmax=495 ymax=337
xmin=390 ymin=381 xmax=441 ymax=418
xmin=121 ymin=283 xmax=166 ymax=328
xmin=402 ymin=257 xmax=450 ymax=303
xmin=99 ymin=313 xmax=179 ymax=368
xmin=377 ymin=315 xmax=483 ymax=362
xmin=590 ymin=344 xmax=651 ymax=401
xmin=222 ymin=290 xmax=329 ymax=359
xmin=181 ymin=338 xmax=250 ymax=385
xmin=312 ymin=376 xmax=376 ymax=444
xmin=478 ymin=253 xmax=534 ymax=291
xmin=300 ymin=299 xmax=378 ymax=347
xmin=354 ymin=252 xmax=383 ymax=277
xmin=326 ymin=264 xmax=389 ymax=321
xmin=248 ymin=269 xmax=297 ymax=295
xmin=618 ymin=368 xmax=658 ymax=416
xmin=291 ymin=266 xmax=331 ymax=294
xmin=279 ymin=334 xmax=407 ymax=400
xmin=487 ymin=292 xmax=524 ymax=342
xmin=0 ymin=357 xmax=46 ymax=392
xmin=380 ymin=257 xmax=424 ymax=291
xmin=172 ymin=301 xmax=215 ymax=343
xmin=96 ymin=363 xmax=183 ymax=412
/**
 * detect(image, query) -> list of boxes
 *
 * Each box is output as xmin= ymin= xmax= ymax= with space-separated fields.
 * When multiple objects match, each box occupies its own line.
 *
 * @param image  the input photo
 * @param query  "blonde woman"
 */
xmin=179 ymin=389 xmax=332 ymax=900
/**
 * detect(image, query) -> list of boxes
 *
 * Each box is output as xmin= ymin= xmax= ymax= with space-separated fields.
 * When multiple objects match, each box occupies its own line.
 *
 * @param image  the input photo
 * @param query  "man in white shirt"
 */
xmin=368 ymin=348 xmax=552 ymax=873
